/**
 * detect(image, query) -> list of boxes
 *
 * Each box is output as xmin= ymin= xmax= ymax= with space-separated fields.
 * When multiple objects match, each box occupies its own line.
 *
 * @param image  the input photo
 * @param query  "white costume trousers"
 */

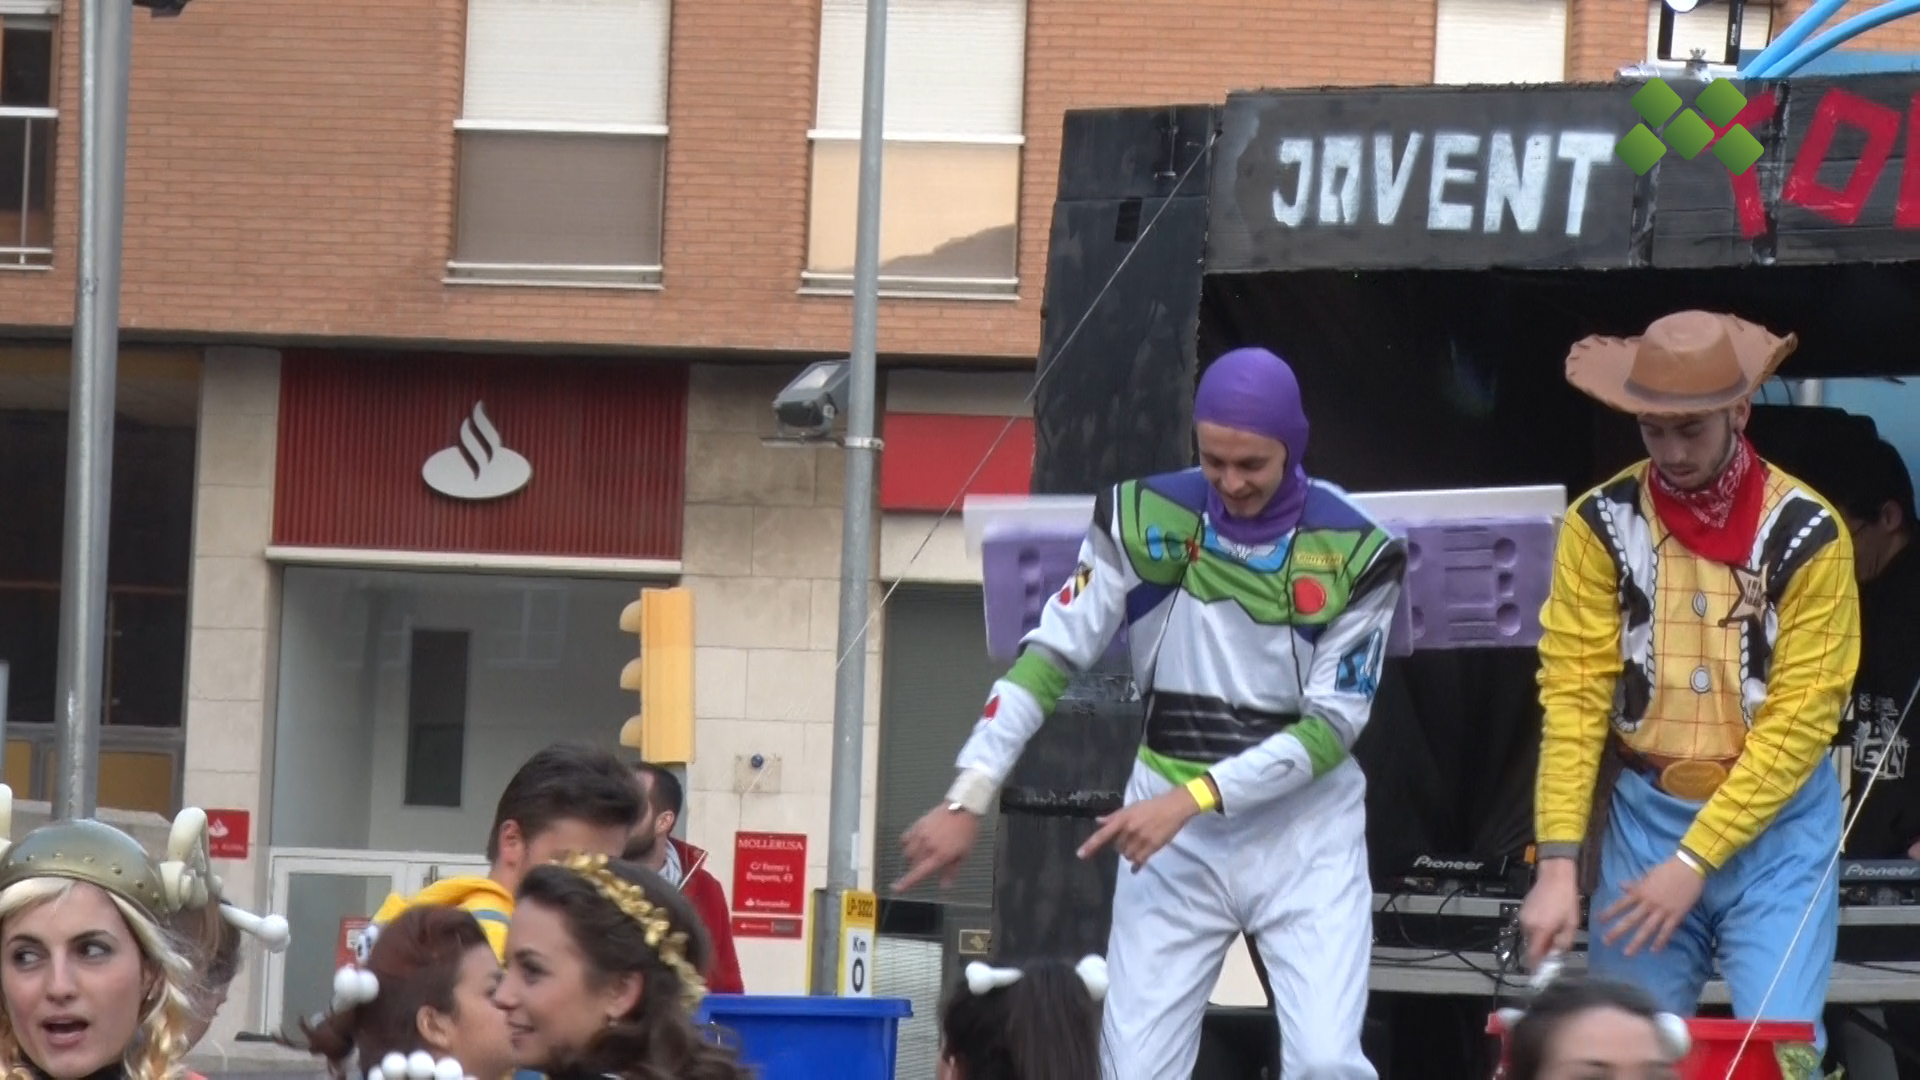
xmin=1100 ymin=758 xmax=1376 ymax=1080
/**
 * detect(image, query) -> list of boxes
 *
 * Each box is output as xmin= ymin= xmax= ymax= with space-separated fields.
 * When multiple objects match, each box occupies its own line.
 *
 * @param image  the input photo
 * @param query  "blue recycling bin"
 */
xmin=697 ymin=994 xmax=914 ymax=1080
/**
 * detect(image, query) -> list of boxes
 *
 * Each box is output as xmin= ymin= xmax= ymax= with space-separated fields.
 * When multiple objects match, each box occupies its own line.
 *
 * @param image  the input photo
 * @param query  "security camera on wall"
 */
xmin=133 ymin=0 xmax=192 ymax=15
xmin=768 ymin=359 xmax=851 ymax=445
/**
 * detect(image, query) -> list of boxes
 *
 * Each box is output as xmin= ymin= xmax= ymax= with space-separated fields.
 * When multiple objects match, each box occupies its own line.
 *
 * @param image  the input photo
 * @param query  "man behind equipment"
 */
xmin=1803 ymin=434 xmax=1920 ymax=1077
xmin=1519 ymin=311 xmax=1860 ymax=1059
xmin=627 ymin=761 xmax=744 ymax=993
xmin=896 ymin=346 xmax=1406 ymax=1080
xmin=371 ymin=741 xmax=642 ymax=960
xmin=1824 ymin=438 xmax=1920 ymax=861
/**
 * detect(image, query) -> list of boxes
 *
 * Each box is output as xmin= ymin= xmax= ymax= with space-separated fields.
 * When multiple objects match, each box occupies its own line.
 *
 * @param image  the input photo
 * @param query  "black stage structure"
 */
xmin=995 ymin=74 xmax=1920 ymax=1077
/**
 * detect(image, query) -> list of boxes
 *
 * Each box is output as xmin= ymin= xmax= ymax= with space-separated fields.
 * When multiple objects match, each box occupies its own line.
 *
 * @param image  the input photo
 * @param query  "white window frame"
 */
xmin=446 ymin=0 xmax=671 ymax=291
xmin=259 ymin=850 xmax=492 ymax=1033
xmin=802 ymin=0 xmax=1028 ymax=302
xmin=1432 ymin=0 xmax=1570 ymax=86
xmin=0 ymin=6 xmax=59 ymax=269
xmin=1646 ymin=0 xmax=1774 ymax=66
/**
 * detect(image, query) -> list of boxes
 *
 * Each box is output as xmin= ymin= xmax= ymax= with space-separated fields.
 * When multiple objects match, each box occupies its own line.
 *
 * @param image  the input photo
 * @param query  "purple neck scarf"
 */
xmin=1193 ymin=347 xmax=1311 ymax=546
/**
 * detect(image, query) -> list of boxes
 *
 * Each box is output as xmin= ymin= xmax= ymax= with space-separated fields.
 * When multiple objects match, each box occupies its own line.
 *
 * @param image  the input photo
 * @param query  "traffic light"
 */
xmin=618 ymin=586 xmax=695 ymax=764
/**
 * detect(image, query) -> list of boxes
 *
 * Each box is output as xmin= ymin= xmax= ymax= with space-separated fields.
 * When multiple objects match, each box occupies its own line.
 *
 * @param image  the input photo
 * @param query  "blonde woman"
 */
xmin=0 ymin=787 xmax=289 ymax=1080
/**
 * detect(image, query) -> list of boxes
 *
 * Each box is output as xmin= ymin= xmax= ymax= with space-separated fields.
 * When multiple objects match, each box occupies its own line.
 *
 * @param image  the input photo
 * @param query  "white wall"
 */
xmin=269 ymin=569 xmax=372 ymax=848
xmin=680 ymin=364 xmax=883 ymax=993
xmin=180 ymin=347 xmax=282 ymax=1046
xmin=273 ymin=567 xmax=642 ymax=854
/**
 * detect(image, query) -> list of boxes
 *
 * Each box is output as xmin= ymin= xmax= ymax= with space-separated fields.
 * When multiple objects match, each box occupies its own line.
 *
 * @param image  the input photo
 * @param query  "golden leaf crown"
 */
xmin=555 ymin=852 xmax=706 ymax=1013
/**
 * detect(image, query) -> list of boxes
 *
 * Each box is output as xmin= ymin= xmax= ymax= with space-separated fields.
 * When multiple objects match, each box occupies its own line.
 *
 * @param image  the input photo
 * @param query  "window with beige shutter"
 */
xmin=0 ymin=1 xmax=59 ymax=269
xmin=1433 ymin=0 xmax=1569 ymax=85
xmin=450 ymin=0 xmax=670 ymax=288
xmin=1647 ymin=0 xmax=1774 ymax=65
xmin=805 ymin=0 xmax=1027 ymax=299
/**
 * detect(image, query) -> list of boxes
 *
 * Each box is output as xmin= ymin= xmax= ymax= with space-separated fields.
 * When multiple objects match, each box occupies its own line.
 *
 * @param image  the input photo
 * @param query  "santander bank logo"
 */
xmin=422 ymin=401 xmax=533 ymax=501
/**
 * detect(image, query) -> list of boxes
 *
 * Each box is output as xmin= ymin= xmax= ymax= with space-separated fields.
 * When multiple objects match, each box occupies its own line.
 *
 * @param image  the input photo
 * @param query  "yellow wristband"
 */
xmin=1186 ymin=776 xmax=1220 ymax=813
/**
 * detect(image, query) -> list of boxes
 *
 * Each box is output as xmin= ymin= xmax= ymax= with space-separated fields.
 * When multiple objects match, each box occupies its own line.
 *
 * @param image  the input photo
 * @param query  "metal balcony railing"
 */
xmin=0 ymin=106 xmax=55 ymax=267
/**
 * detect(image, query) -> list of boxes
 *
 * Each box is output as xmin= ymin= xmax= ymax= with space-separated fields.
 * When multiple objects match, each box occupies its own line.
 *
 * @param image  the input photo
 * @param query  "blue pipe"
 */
xmin=1741 ymin=0 xmax=1852 ymax=77
xmin=1754 ymin=0 xmax=1920 ymax=77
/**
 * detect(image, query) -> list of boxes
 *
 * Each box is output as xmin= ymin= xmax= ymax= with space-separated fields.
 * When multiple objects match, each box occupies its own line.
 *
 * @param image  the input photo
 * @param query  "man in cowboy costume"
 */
xmin=1518 ymin=310 xmax=1860 ymax=1056
xmin=896 ymin=346 xmax=1404 ymax=1079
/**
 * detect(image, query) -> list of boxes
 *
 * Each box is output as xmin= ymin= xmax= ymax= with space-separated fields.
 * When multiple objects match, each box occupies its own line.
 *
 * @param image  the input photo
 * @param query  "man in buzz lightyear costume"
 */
xmin=897 ymin=346 xmax=1407 ymax=1079
xmin=1518 ymin=311 xmax=1860 ymax=1066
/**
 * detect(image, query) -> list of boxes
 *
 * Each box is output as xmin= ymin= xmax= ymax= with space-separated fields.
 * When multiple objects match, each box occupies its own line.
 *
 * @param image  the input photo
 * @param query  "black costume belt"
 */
xmin=1143 ymin=691 xmax=1301 ymax=765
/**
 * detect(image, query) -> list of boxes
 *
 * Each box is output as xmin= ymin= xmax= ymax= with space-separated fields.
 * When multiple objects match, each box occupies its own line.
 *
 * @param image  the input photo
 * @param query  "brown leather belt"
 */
xmin=1614 ymin=744 xmax=1739 ymax=802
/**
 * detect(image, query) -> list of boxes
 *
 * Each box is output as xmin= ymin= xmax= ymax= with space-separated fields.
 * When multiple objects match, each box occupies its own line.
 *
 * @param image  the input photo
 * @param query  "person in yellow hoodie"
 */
xmin=370 ymin=742 xmax=643 ymax=961
xmin=1518 ymin=312 xmax=1860 ymax=1062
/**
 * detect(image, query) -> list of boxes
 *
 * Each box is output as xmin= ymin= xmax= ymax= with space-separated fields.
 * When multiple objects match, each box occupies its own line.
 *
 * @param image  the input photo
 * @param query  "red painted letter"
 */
xmin=1781 ymin=87 xmax=1901 ymax=226
xmin=1706 ymin=90 xmax=1778 ymax=238
xmin=1897 ymin=92 xmax=1920 ymax=229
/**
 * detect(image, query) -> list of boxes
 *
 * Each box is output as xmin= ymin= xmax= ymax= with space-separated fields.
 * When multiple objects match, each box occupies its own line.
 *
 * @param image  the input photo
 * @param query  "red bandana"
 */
xmin=1647 ymin=436 xmax=1768 ymax=566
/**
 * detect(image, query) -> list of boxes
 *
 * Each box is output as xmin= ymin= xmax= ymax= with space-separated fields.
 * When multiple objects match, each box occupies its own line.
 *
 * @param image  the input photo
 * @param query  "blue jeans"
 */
xmin=1588 ymin=759 xmax=1841 ymax=1058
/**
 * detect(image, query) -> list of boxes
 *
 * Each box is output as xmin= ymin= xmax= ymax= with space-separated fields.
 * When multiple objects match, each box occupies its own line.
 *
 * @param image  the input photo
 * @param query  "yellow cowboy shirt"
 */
xmin=1534 ymin=460 xmax=1860 ymax=871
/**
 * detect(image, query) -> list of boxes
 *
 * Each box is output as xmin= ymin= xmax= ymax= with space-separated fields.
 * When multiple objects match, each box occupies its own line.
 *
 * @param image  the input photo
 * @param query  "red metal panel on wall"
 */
xmin=878 ymin=412 xmax=1033 ymax=512
xmin=274 ymin=352 xmax=687 ymax=561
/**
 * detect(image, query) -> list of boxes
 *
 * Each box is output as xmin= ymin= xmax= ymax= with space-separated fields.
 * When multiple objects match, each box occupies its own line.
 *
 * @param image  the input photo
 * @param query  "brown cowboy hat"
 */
xmin=1566 ymin=310 xmax=1798 ymax=416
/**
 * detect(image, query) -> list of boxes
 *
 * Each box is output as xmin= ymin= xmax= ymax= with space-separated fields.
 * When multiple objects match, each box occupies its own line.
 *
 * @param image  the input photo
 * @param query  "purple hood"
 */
xmin=1193 ymin=346 xmax=1311 ymax=545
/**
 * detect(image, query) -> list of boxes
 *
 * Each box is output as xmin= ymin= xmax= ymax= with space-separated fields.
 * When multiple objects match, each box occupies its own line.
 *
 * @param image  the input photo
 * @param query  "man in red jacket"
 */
xmin=628 ymin=762 xmax=745 ymax=994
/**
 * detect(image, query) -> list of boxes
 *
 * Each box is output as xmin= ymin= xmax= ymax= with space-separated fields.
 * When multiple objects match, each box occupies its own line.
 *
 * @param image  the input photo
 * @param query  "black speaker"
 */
xmin=1194 ymin=1007 xmax=1280 ymax=1079
xmin=990 ymin=103 xmax=1218 ymax=965
xmin=1029 ymin=102 xmax=1217 ymax=498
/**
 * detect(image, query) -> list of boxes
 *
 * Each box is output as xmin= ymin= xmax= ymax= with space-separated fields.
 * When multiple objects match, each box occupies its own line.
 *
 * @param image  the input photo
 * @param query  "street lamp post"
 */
xmin=809 ymin=0 xmax=889 ymax=994
xmin=54 ymin=0 xmax=187 ymax=820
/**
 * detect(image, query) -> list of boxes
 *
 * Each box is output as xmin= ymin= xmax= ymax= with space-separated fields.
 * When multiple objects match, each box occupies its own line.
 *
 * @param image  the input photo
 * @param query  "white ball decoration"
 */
xmin=407 ymin=1050 xmax=437 ymax=1079
xmin=381 ymin=1052 xmax=408 ymax=1080
xmin=1654 ymin=1013 xmax=1692 ymax=1060
xmin=258 ymin=913 xmax=291 ymax=950
xmin=434 ymin=1057 xmax=465 ymax=1080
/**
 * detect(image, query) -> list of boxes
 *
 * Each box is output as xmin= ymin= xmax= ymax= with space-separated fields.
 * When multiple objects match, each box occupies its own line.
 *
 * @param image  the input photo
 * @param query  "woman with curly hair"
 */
xmin=493 ymin=854 xmax=748 ymax=1080
xmin=293 ymin=905 xmax=515 ymax=1080
xmin=0 ymin=789 xmax=287 ymax=1080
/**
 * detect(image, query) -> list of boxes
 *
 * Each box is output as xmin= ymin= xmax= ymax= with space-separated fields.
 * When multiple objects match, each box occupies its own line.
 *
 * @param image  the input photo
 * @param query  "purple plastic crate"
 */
xmin=979 ymin=525 xmax=1129 ymax=663
xmin=1392 ymin=517 xmax=1556 ymax=651
xmin=978 ymin=516 xmax=1555 ymax=660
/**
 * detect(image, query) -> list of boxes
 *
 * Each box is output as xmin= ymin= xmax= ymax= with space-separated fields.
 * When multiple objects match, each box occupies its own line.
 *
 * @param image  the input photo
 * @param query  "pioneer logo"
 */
xmin=1413 ymin=855 xmax=1487 ymax=873
xmin=1841 ymin=861 xmax=1920 ymax=881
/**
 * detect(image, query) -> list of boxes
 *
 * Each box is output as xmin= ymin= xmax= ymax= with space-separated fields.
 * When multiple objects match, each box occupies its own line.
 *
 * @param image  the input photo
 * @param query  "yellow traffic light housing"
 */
xmin=619 ymin=586 xmax=695 ymax=764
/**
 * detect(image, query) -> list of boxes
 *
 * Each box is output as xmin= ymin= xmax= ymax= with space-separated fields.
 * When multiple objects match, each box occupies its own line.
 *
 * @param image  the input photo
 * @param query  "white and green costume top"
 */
xmin=947 ymin=468 xmax=1408 ymax=816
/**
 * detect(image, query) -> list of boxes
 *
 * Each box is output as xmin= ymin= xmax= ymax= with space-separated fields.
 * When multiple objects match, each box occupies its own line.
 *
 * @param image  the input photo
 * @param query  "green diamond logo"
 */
xmin=1618 ymin=77 xmax=1766 ymax=176
xmin=1665 ymin=110 xmax=1716 ymax=159
xmin=1695 ymin=78 xmax=1748 ymax=127
xmin=1714 ymin=125 xmax=1765 ymax=175
xmin=1616 ymin=124 xmax=1668 ymax=175
xmin=1631 ymin=80 xmax=1684 ymax=127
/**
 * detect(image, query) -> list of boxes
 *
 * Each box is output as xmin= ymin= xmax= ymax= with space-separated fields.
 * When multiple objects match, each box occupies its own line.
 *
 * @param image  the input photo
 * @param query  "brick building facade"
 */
xmin=2 ymin=0 xmax=1917 ymax=1045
